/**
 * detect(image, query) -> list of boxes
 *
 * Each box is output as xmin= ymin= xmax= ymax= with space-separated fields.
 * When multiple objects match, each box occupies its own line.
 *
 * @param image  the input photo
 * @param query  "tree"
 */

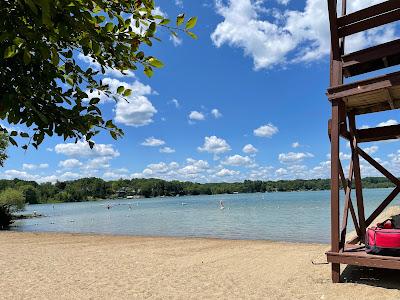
xmin=20 ymin=185 xmax=40 ymax=204
xmin=1 ymin=1 xmax=197 ymax=148
xmin=0 ymin=133 xmax=7 ymax=167
xmin=0 ymin=188 xmax=25 ymax=229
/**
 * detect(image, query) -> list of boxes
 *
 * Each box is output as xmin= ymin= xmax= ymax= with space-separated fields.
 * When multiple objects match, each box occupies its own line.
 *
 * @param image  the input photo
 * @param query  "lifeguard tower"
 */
xmin=326 ymin=1 xmax=400 ymax=282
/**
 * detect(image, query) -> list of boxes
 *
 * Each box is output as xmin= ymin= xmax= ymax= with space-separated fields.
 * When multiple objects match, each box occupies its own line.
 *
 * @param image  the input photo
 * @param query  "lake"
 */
xmin=13 ymin=188 xmax=400 ymax=243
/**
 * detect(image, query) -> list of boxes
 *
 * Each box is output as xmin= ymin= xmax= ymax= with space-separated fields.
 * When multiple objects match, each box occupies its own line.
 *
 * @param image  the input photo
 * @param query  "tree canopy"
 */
xmin=1 ymin=0 xmax=197 ymax=148
xmin=0 ymin=133 xmax=7 ymax=167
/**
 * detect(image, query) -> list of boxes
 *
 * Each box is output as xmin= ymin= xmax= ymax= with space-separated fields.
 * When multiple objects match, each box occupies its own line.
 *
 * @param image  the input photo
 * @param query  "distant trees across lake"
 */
xmin=0 ymin=177 xmax=395 ymax=204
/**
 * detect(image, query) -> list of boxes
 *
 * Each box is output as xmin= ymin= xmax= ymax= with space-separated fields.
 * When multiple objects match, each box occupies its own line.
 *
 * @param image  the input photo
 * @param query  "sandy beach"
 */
xmin=1 ymin=232 xmax=400 ymax=299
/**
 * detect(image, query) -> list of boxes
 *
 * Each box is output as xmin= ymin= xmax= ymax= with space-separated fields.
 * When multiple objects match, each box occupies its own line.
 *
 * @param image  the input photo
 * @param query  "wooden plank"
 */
xmin=357 ymin=124 xmax=400 ymax=143
xmin=327 ymin=251 xmax=400 ymax=269
xmin=327 ymin=70 xmax=400 ymax=100
xmin=337 ymin=1 xmax=400 ymax=27
xmin=342 ymin=39 xmax=400 ymax=77
xmin=338 ymin=9 xmax=400 ymax=38
xmin=348 ymin=114 xmax=366 ymax=242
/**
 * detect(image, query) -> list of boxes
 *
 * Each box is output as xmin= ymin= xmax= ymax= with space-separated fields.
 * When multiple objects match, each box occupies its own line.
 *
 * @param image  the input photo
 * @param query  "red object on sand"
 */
xmin=366 ymin=226 xmax=400 ymax=256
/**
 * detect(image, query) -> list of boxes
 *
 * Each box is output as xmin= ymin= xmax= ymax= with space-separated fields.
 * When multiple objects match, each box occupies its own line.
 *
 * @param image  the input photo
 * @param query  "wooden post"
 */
xmin=331 ymin=99 xmax=342 ymax=283
xmin=348 ymin=113 xmax=366 ymax=242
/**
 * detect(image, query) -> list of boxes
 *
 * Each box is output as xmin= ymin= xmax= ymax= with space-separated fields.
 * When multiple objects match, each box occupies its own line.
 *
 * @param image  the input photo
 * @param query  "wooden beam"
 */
xmin=357 ymin=124 xmax=400 ymax=143
xmin=365 ymin=187 xmax=400 ymax=227
xmin=348 ymin=113 xmax=366 ymax=243
xmin=338 ymin=9 xmax=400 ymax=38
xmin=357 ymin=146 xmax=400 ymax=186
xmin=327 ymin=0 xmax=340 ymax=60
xmin=337 ymin=1 xmax=400 ymax=28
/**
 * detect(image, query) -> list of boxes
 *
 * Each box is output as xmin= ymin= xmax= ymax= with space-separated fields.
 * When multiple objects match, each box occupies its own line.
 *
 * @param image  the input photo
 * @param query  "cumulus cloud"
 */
xmin=377 ymin=119 xmax=399 ymax=127
xmin=222 ymin=154 xmax=253 ymax=167
xmin=216 ymin=168 xmax=240 ymax=177
xmin=211 ymin=108 xmax=222 ymax=119
xmin=141 ymin=137 xmax=166 ymax=147
xmin=278 ymin=152 xmax=314 ymax=164
xmin=253 ymin=123 xmax=278 ymax=137
xmin=87 ymin=77 xmax=157 ymax=127
xmin=77 ymin=53 xmax=135 ymax=78
xmin=242 ymin=144 xmax=258 ymax=154
xmin=171 ymin=98 xmax=180 ymax=108
xmin=292 ymin=142 xmax=300 ymax=148
xmin=189 ymin=111 xmax=205 ymax=121
xmin=55 ymin=140 xmax=120 ymax=158
xmin=198 ymin=136 xmax=231 ymax=155
xmin=170 ymin=35 xmax=183 ymax=47
xmin=22 ymin=163 xmax=49 ymax=170
xmin=159 ymin=147 xmax=176 ymax=153
xmin=58 ymin=159 xmax=83 ymax=169
xmin=211 ymin=0 xmax=396 ymax=69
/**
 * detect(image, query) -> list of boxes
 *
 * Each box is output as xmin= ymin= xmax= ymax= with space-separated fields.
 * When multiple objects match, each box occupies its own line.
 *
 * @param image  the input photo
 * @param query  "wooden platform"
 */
xmin=326 ymin=244 xmax=400 ymax=270
xmin=327 ymin=71 xmax=400 ymax=115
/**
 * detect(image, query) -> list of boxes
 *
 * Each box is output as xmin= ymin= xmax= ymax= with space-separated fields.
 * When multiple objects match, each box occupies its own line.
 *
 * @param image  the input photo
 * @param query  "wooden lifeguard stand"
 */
xmin=326 ymin=1 xmax=400 ymax=282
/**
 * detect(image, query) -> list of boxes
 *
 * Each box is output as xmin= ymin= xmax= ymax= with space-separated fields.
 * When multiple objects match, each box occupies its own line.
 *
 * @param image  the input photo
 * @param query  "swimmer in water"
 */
xmin=219 ymin=200 xmax=225 ymax=210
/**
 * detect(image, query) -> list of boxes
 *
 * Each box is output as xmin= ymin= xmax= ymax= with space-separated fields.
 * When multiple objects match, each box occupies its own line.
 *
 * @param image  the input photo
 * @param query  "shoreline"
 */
xmin=2 ymin=231 xmax=400 ymax=299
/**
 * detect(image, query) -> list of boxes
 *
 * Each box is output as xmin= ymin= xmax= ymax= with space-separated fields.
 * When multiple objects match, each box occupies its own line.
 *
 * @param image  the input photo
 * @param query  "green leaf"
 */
xmin=176 ymin=14 xmax=185 ymax=26
xmin=4 ymin=45 xmax=17 ymax=59
xmin=10 ymin=131 xmax=18 ymax=137
xmin=159 ymin=19 xmax=170 ymax=25
xmin=123 ymin=89 xmax=132 ymax=97
xmin=117 ymin=86 xmax=125 ymax=94
xmin=144 ymin=66 xmax=153 ymax=78
xmin=23 ymin=50 xmax=31 ymax=65
xmin=51 ymin=48 xmax=59 ymax=66
xmin=148 ymin=58 xmax=164 ymax=68
xmin=105 ymin=22 xmax=114 ymax=32
xmin=186 ymin=17 xmax=197 ymax=30
xmin=20 ymin=132 xmax=29 ymax=138
xmin=186 ymin=31 xmax=198 ymax=40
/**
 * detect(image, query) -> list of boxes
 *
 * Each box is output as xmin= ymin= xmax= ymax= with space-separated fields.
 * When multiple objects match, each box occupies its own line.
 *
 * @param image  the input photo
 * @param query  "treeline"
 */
xmin=0 ymin=177 xmax=395 ymax=204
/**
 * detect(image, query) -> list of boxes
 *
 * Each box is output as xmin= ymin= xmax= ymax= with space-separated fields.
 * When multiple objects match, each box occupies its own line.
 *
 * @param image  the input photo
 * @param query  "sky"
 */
xmin=1 ymin=0 xmax=400 ymax=183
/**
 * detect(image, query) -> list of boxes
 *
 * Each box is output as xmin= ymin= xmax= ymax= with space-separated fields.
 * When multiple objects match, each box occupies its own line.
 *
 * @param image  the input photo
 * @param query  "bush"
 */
xmin=0 ymin=188 xmax=25 ymax=229
xmin=0 ymin=205 xmax=13 ymax=229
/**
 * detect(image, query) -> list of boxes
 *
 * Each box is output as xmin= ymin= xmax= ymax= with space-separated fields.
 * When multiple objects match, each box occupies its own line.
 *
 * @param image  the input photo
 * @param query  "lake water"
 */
xmin=13 ymin=188 xmax=400 ymax=243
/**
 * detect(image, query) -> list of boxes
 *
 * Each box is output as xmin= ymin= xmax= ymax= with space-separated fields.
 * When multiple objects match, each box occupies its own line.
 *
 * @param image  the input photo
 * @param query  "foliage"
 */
xmin=0 ymin=177 xmax=395 ymax=204
xmin=0 ymin=188 xmax=26 ymax=212
xmin=0 ymin=187 xmax=25 ymax=229
xmin=0 ymin=132 xmax=7 ymax=167
xmin=0 ymin=0 xmax=197 ymax=148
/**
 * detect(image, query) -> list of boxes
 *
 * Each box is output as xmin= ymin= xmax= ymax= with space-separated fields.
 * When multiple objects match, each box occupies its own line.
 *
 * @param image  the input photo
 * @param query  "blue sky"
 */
xmin=1 ymin=0 xmax=399 ymax=183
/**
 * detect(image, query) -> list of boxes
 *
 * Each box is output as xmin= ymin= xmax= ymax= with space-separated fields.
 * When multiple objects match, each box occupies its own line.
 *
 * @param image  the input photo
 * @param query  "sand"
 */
xmin=1 ymin=232 xmax=400 ymax=299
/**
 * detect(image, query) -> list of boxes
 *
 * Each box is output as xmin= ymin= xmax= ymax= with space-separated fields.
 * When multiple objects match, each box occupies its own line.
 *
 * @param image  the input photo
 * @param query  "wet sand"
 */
xmin=1 ymin=232 xmax=400 ymax=299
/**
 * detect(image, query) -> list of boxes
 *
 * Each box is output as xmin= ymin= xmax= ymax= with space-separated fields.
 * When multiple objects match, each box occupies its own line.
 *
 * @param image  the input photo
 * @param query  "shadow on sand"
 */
xmin=341 ymin=265 xmax=400 ymax=289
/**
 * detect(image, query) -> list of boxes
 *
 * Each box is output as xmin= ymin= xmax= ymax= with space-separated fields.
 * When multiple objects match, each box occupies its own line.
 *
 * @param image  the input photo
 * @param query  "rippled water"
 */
xmin=13 ymin=188 xmax=400 ymax=243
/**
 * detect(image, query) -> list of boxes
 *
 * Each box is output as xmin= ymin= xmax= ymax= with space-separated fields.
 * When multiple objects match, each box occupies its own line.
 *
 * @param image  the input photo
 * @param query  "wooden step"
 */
xmin=342 ymin=39 xmax=400 ymax=78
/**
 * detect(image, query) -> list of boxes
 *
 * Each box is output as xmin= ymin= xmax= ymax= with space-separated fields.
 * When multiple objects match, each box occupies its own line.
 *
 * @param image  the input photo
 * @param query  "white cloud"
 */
xmin=88 ymin=78 xmax=157 ymax=127
xmin=141 ymin=137 xmax=166 ymax=147
xmin=242 ymin=144 xmax=258 ymax=154
xmin=216 ymin=168 xmax=240 ymax=177
xmin=364 ymin=145 xmax=379 ymax=155
xmin=22 ymin=163 xmax=48 ymax=170
xmin=211 ymin=0 xmax=396 ymax=69
xmin=222 ymin=154 xmax=252 ymax=167
xmin=46 ymin=147 xmax=53 ymax=152
xmin=198 ymin=136 xmax=231 ymax=155
xmin=77 ymin=53 xmax=135 ymax=78
xmin=58 ymin=159 xmax=83 ymax=169
xmin=159 ymin=147 xmax=176 ymax=153
xmin=175 ymin=0 xmax=183 ymax=7
xmin=170 ymin=35 xmax=183 ymax=47
xmin=211 ymin=108 xmax=222 ymax=119
xmin=55 ymin=140 xmax=120 ymax=158
xmin=189 ymin=111 xmax=205 ymax=121
xmin=377 ymin=119 xmax=399 ymax=127
xmin=292 ymin=142 xmax=300 ymax=148
xmin=254 ymin=123 xmax=278 ymax=138
xmin=171 ymin=98 xmax=180 ymax=108
xmin=278 ymin=152 xmax=314 ymax=164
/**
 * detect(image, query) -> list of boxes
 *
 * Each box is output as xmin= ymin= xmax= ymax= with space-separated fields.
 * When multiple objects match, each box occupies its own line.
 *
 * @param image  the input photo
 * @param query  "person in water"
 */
xmin=219 ymin=200 xmax=225 ymax=210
